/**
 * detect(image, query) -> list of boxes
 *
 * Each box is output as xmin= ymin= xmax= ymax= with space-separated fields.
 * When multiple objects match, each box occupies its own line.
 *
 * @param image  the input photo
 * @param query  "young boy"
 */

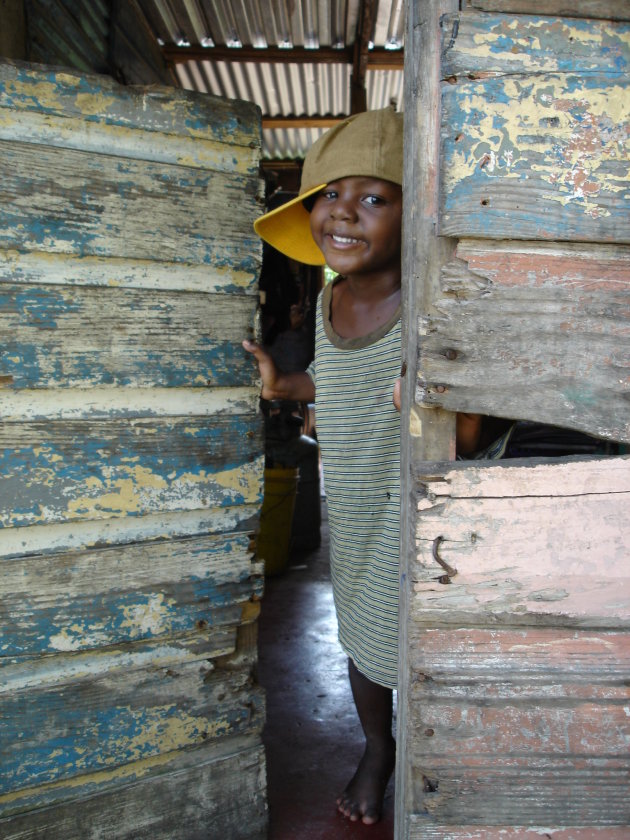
xmin=244 ymin=108 xmax=479 ymax=824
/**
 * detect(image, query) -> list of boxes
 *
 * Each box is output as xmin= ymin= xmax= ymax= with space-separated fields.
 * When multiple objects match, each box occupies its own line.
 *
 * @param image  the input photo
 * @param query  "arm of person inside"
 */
xmin=243 ymin=339 xmax=315 ymax=403
xmin=392 ymin=377 xmax=482 ymax=456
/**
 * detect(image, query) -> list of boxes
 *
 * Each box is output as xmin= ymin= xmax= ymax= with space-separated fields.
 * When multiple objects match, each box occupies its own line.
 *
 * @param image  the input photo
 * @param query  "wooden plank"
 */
xmin=0 ymin=249 xmax=258 ymax=294
xmin=410 ymin=821 xmax=630 ymax=838
xmin=0 ymin=140 xmax=261 ymax=269
xmin=0 ymin=736 xmax=267 ymax=838
xmin=412 ymin=456 xmax=630 ymax=626
xmin=0 ymin=417 xmax=263 ymax=528
xmin=0 ymin=105 xmax=259 ymax=173
xmin=0 ymin=503 xmax=260 ymax=559
xmin=440 ymin=73 xmax=630 ymax=242
xmin=405 ymin=627 xmax=630 ymax=826
xmin=408 ymin=627 xmax=630 ymax=692
xmin=416 ymin=240 xmax=630 ymax=442
xmin=0 ymin=60 xmax=260 ymax=149
xmin=442 ymin=13 xmax=630 ymax=76
xmin=0 ymin=283 xmax=258 ymax=389
xmin=1 ymin=631 xmax=239 ymax=689
xmin=1 ymin=532 xmax=262 ymax=656
xmin=0 ymin=388 xmax=261 ymax=422
xmin=462 ymin=0 xmax=630 ymax=22
xmin=0 ymin=60 xmax=266 ymax=836
xmin=0 ymin=658 xmax=265 ymax=794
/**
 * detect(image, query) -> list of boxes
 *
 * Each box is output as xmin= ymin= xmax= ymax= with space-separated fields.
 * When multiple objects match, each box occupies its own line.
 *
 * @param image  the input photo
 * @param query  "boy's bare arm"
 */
xmin=393 ymin=379 xmax=481 ymax=454
xmin=456 ymin=412 xmax=482 ymax=455
xmin=242 ymin=340 xmax=316 ymax=402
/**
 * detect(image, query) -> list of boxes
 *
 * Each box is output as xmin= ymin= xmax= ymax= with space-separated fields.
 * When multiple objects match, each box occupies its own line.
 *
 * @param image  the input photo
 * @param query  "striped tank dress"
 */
xmin=307 ymin=279 xmax=401 ymax=689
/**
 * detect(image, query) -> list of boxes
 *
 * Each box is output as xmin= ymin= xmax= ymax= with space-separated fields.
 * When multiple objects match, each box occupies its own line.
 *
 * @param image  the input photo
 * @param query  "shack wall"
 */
xmin=0 ymin=62 xmax=267 ymax=839
xmin=398 ymin=3 xmax=630 ymax=836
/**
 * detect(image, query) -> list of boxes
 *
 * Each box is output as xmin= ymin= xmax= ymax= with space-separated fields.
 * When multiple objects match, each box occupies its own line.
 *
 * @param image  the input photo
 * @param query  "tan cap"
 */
xmin=254 ymin=107 xmax=403 ymax=265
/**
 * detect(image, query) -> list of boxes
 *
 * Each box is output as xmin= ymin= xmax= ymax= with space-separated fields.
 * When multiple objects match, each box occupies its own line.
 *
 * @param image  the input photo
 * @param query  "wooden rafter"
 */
xmin=262 ymin=115 xmax=344 ymax=130
xmin=351 ymin=0 xmax=378 ymax=113
xmin=161 ymin=43 xmax=403 ymax=69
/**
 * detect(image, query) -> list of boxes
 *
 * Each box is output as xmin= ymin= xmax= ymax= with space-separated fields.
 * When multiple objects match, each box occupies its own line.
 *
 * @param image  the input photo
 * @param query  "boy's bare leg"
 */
xmin=337 ymin=658 xmax=396 ymax=824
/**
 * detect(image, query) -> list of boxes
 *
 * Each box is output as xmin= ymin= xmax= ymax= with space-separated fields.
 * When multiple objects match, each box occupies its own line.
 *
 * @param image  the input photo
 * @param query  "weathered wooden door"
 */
xmin=0 ymin=62 xmax=266 ymax=838
xmin=398 ymin=2 xmax=630 ymax=837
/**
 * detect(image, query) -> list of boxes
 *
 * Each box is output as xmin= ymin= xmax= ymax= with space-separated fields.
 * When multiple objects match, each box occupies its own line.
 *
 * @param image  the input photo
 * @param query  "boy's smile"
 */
xmin=309 ymin=176 xmax=402 ymax=280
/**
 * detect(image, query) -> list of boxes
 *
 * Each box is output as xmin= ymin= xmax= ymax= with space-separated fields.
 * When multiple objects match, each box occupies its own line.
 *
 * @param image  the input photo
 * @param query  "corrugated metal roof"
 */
xmin=136 ymin=0 xmax=405 ymax=159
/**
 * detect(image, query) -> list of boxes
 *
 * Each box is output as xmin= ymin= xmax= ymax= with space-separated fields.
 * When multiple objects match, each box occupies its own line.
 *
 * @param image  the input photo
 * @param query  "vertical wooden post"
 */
xmin=0 ymin=0 xmax=27 ymax=59
xmin=397 ymin=0 xmax=458 ymax=836
xmin=350 ymin=0 xmax=376 ymax=113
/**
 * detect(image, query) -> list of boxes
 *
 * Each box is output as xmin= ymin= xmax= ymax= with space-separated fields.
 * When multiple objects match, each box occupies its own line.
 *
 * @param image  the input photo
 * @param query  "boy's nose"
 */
xmin=330 ymin=198 xmax=355 ymax=220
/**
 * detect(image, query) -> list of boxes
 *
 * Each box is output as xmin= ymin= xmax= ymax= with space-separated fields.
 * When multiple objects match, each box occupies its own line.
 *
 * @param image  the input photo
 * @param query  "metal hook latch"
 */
xmin=432 ymin=536 xmax=457 ymax=585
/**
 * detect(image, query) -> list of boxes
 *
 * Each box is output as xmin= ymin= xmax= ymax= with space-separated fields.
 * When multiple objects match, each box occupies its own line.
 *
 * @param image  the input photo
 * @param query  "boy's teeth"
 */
xmin=332 ymin=234 xmax=358 ymax=244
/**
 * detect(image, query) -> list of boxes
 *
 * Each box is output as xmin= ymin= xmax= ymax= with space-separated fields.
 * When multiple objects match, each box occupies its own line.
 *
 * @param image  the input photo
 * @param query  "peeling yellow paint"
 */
xmin=49 ymin=628 xmax=83 ymax=652
xmin=4 ymin=81 xmax=258 ymax=173
xmin=59 ymin=460 xmax=262 ymax=522
xmin=241 ymin=601 xmax=261 ymax=622
xmin=0 ymin=249 xmax=256 ymax=292
xmin=410 ymin=411 xmax=423 ymax=438
xmin=212 ymin=460 xmax=264 ymax=502
xmin=73 ymin=92 xmax=121 ymax=117
xmin=469 ymin=18 xmax=621 ymax=60
xmin=69 ymin=705 xmax=221 ymax=773
xmin=120 ymin=593 xmax=175 ymax=635
xmin=0 ymin=748 xmax=184 ymax=805
xmin=446 ymin=78 xmax=630 ymax=220
xmin=11 ymin=704 xmax=218 ymax=781
xmin=470 ymin=30 xmax=542 ymax=70
xmin=65 ymin=466 xmax=168 ymax=519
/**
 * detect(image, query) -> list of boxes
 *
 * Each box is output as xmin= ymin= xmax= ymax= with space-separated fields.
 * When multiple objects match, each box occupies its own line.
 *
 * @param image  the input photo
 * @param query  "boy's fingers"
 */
xmin=393 ymin=378 xmax=401 ymax=411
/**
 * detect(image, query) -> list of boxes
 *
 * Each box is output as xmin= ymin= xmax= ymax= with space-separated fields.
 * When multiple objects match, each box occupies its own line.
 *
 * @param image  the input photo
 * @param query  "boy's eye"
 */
xmin=364 ymin=194 xmax=385 ymax=206
xmin=323 ymin=189 xmax=338 ymax=200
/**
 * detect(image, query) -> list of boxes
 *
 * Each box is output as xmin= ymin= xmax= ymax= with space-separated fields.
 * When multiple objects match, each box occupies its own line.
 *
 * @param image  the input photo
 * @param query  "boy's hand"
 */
xmin=242 ymin=340 xmax=279 ymax=400
xmin=393 ymin=378 xmax=401 ymax=412
xmin=242 ymin=340 xmax=315 ymax=403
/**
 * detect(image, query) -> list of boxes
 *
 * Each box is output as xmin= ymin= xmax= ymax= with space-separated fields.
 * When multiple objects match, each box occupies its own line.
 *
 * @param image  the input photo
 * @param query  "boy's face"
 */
xmin=309 ymin=177 xmax=402 ymax=279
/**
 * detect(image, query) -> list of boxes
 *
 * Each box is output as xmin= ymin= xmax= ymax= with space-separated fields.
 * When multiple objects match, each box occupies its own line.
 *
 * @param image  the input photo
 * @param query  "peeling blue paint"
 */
xmin=0 ymin=681 xmax=264 ymax=793
xmin=1 ymin=590 xmax=247 ymax=655
xmin=0 ymin=416 xmax=263 ymax=527
xmin=1 ymin=66 xmax=261 ymax=162
xmin=0 ymin=62 xmax=264 ymax=815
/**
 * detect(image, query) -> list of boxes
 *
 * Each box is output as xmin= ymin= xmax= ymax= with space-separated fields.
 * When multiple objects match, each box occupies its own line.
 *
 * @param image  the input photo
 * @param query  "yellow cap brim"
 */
xmin=253 ymin=183 xmax=327 ymax=266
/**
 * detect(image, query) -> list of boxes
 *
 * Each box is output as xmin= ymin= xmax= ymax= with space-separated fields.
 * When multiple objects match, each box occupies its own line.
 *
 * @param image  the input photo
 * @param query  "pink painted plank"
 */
xmin=410 ymin=825 xmax=630 ymax=839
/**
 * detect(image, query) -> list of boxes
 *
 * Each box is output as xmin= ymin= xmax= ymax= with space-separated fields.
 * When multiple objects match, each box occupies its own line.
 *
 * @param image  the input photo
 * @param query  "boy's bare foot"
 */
xmin=336 ymin=738 xmax=396 ymax=824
